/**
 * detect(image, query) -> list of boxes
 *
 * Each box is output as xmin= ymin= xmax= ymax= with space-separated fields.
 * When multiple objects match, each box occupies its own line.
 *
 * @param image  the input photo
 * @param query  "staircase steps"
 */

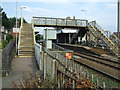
xmin=88 ymin=21 xmax=118 ymax=56
xmin=18 ymin=51 xmax=34 ymax=56
xmin=18 ymin=23 xmax=35 ymax=56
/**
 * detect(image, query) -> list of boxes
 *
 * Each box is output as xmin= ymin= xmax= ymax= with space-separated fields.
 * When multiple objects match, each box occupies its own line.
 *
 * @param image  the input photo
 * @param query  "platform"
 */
xmin=2 ymin=56 xmax=38 ymax=88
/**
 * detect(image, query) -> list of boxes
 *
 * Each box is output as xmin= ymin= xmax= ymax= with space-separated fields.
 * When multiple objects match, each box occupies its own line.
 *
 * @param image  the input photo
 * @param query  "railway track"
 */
xmin=57 ymin=44 xmax=120 ymax=82
xmin=74 ymin=53 xmax=120 ymax=69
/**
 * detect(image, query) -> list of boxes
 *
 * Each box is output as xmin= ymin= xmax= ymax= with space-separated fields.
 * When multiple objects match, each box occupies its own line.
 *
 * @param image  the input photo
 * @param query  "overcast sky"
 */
xmin=1 ymin=0 xmax=118 ymax=33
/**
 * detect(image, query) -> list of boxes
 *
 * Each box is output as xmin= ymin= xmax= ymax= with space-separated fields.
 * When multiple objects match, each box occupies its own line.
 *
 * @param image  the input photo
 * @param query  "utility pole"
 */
xmin=16 ymin=1 xmax=18 ymax=28
xmin=118 ymin=0 xmax=120 ymax=39
xmin=0 ymin=6 xmax=3 ymax=42
xmin=118 ymin=0 xmax=120 ymax=57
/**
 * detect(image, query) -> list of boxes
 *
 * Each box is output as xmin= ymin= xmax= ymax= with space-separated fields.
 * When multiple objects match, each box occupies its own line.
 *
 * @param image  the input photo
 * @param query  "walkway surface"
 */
xmin=0 ymin=50 xmax=2 ymax=89
xmin=2 ymin=56 xmax=38 ymax=88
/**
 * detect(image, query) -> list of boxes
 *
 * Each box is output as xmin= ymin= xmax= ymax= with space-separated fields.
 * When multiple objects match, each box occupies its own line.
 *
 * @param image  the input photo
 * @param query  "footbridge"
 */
xmin=32 ymin=17 xmax=88 ymax=28
xmin=32 ymin=17 xmax=120 ymax=56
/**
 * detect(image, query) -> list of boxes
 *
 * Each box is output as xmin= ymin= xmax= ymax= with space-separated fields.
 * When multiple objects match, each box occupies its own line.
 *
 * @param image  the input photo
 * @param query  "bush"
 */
xmin=12 ymin=72 xmax=57 ymax=88
xmin=0 ymin=42 xmax=2 ymax=49
xmin=1 ymin=40 xmax=8 ymax=48
xmin=6 ymin=33 xmax=13 ymax=42
xmin=35 ymin=34 xmax=43 ymax=41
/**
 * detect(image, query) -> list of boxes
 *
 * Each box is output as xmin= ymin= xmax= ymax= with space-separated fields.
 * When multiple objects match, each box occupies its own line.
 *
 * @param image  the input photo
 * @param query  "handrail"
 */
xmin=109 ymin=31 xmax=120 ymax=43
xmin=18 ymin=26 xmax=22 ymax=55
xmin=88 ymin=21 xmax=119 ymax=55
xmin=89 ymin=21 xmax=115 ymax=46
xmin=32 ymin=24 xmax=36 ymax=44
xmin=94 ymin=22 xmax=120 ymax=44
xmin=32 ymin=16 xmax=88 ymax=21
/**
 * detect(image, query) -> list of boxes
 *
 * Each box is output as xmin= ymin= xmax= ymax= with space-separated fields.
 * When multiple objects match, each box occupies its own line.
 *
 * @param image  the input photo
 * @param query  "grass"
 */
xmin=83 ymin=68 xmax=120 ymax=88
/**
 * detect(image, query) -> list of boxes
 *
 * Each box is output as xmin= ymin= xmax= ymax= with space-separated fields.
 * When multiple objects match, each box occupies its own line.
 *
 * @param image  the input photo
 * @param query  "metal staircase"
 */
xmin=18 ymin=23 xmax=35 ymax=56
xmin=88 ymin=21 xmax=119 ymax=56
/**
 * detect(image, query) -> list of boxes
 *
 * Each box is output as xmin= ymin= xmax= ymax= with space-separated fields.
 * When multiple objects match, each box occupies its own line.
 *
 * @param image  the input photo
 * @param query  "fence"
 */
xmin=34 ymin=43 xmax=42 ymax=70
xmin=2 ymin=40 xmax=16 ymax=75
xmin=35 ymin=43 xmax=112 ymax=88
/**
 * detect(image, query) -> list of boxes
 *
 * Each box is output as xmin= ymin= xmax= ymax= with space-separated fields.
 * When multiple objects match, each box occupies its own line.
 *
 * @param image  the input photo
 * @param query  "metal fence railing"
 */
xmin=32 ymin=17 xmax=88 ymax=27
xmin=34 ymin=43 xmax=42 ymax=70
xmin=34 ymin=43 xmax=117 ymax=88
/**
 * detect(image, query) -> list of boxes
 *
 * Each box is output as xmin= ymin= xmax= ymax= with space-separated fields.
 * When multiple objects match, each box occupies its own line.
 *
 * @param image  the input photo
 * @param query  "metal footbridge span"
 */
xmin=32 ymin=17 xmax=120 ymax=56
xmin=32 ymin=17 xmax=88 ymax=28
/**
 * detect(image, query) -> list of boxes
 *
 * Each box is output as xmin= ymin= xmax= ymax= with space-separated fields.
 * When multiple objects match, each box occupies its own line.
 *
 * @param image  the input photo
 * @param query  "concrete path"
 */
xmin=2 ymin=56 xmax=38 ymax=88
xmin=0 ymin=51 xmax=2 ymax=89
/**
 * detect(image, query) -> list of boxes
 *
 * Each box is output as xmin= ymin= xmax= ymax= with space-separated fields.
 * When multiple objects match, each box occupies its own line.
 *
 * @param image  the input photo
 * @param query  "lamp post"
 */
xmin=16 ymin=0 xmax=18 ymax=54
xmin=16 ymin=0 xmax=18 ymax=28
xmin=81 ymin=9 xmax=86 ymax=20
xmin=20 ymin=6 xmax=27 ymax=27
xmin=0 ymin=7 xmax=3 ymax=42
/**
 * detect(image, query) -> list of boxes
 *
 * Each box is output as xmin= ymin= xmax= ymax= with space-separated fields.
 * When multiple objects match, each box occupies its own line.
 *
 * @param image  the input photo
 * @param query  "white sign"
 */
xmin=13 ymin=28 xmax=19 ymax=34
xmin=1 ymin=26 xmax=4 ymax=32
xmin=78 ymin=37 xmax=81 ymax=42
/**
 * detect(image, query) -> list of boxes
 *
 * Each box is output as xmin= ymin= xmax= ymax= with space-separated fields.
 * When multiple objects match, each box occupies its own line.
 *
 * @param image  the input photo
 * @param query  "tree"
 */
xmin=8 ymin=17 xmax=16 ymax=29
xmin=2 ymin=12 xmax=9 ymax=28
xmin=0 ymin=7 xmax=3 ymax=27
xmin=2 ymin=11 xmax=27 ymax=30
xmin=17 ymin=18 xmax=27 ymax=26
xmin=35 ymin=34 xmax=43 ymax=41
xmin=6 ymin=33 xmax=13 ymax=42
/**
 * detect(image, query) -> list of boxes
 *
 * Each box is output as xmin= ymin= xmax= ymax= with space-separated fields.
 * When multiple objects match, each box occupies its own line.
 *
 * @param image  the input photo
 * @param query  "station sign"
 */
xmin=13 ymin=28 xmax=19 ymax=34
xmin=66 ymin=53 xmax=73 ymax=59
xmin=1 ymin=26 xmax=4 ymax=32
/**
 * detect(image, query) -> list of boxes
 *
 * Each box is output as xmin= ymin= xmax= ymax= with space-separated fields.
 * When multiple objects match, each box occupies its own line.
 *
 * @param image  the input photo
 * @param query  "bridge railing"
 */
xmin=32 ymin=17 xmax=88 ymax=27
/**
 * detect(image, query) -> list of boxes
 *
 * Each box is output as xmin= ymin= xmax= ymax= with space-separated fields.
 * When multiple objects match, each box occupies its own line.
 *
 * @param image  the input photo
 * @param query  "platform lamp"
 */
xmin=15 ymin=0 xmax=18 ymax=54
xmin=20 ymin=6 xmax=27 ymax=27
xmin=81 ymin=10 xmax=86 ymax=20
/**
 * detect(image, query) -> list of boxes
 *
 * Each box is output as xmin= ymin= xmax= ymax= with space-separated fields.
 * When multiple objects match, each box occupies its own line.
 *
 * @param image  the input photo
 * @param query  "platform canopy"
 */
xmin=57 ymin=29 xmax=77 ymax=34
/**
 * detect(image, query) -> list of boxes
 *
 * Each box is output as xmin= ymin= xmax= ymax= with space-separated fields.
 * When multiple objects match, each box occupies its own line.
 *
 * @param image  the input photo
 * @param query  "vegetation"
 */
xmin=0 ymin=33 xmax=13 ymax=49
xmin=2 ymin=11 xmax=27 ymax=30
xmin=1 ymin=11 xmax=27 ymax=49
xmin=12 ymin=72 xmax=97 ymax=89
xmin=6 ymin=33 xmax=13 ymax=42
xmin=0 ymin=40 xmax=8 ymax=49
xmin=0 ymin=42 xmax=2 ymax=49
xmin=12 ymin=72 xmax=57 ymax=88
xmin=35 ymin=34 xmax=43 ymax=41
